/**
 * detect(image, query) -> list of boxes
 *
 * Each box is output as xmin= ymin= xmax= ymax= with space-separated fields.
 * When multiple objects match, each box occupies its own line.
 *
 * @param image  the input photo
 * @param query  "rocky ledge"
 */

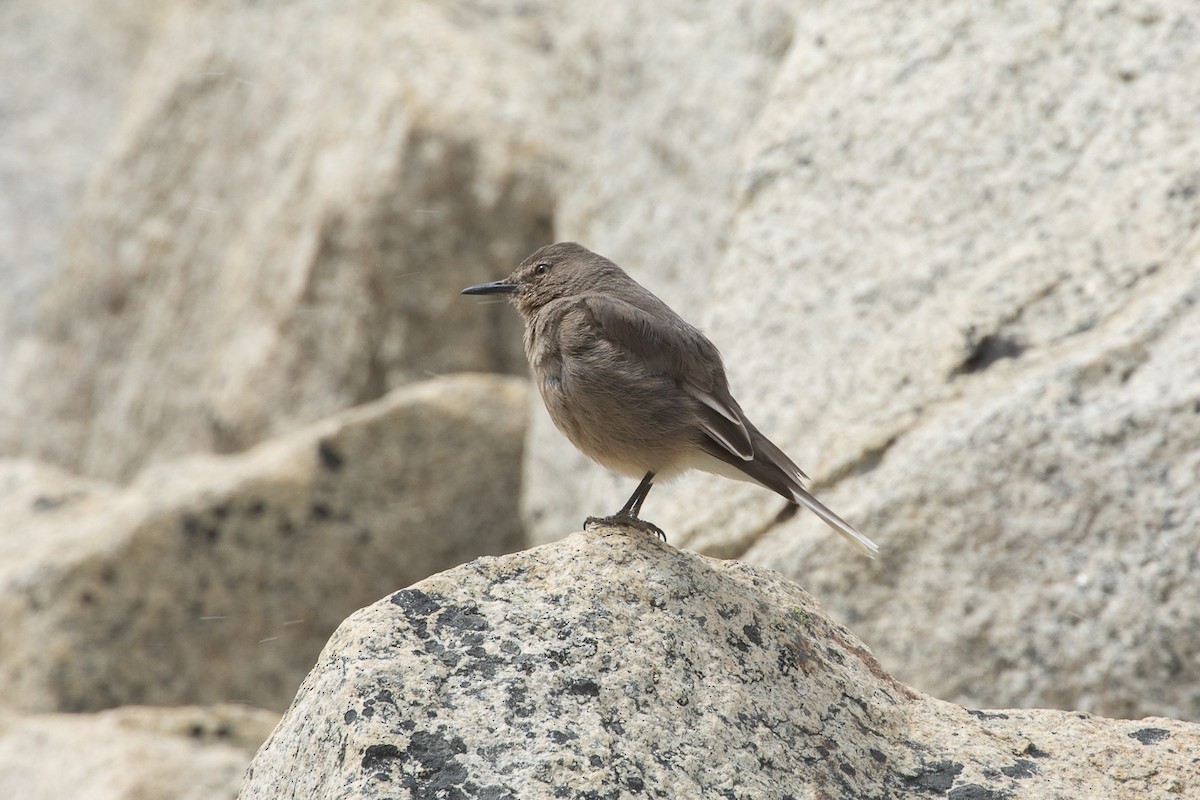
xmin=240 ymin=529 xmax=1199 ymax=799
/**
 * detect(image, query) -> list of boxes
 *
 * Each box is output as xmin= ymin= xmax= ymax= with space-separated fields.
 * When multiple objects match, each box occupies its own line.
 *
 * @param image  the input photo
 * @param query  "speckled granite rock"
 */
xmin=239 ymin=531 xmax=1200 ymax=799
xmin=0 ymin=704 xmax=278 ymax=800
xmin=0 ymin=374 xmax=526 ymax=713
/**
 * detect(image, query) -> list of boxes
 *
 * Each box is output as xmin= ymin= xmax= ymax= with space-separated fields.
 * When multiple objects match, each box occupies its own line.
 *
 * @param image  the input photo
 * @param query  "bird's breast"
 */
xmin=535 ymin=350 xmax=703 ymax=479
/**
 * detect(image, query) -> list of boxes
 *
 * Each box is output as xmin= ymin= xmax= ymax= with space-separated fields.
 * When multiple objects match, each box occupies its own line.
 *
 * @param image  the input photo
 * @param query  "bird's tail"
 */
xmin=697 ymin=423 xmax=879 ymax=558
xmin=788 ymin=485 xmax=879 ymax=559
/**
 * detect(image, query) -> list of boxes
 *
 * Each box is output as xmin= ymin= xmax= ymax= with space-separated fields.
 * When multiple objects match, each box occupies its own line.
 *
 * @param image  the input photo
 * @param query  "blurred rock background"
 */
xmin=1 ymin=0 xmax=1197 ymax=797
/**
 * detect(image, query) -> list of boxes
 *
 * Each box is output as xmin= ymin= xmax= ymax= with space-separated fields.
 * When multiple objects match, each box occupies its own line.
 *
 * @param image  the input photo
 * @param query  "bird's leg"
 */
xmin=585 ymin=471 xmax=666 ymax=541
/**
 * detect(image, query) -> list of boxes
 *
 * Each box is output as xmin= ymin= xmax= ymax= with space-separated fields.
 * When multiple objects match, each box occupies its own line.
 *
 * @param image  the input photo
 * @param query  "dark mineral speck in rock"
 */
xmin=908 ymin=760 xmax=964 ymax=792
xmin=436 ymin=604 xmax=489 ymax=632
xmin=967 ymin=709 xmax=1010 ymax=721
xmin=1129 ymin=727 xmax=1170 ymax=745
xmin=567 ymin=679 xmax=600 ymax=697
xmin=360 ymin=743 xmax=400 ymax=770
xmin=1000 ymin=759 xmax=1037 ymax=778
xmin=317 ymin=438 xmax=344 ymax=471
xmin=32 ymin=495 xmax=65 ymax=511
xmin=947 ymin=785 xmax=1008 ymax=800
xmin=1021 ymin=742 xmax=1051 ymax=759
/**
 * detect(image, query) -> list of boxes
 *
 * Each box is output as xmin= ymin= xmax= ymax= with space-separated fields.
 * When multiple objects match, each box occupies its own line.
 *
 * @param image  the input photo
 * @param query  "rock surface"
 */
xmin=0 ymin=0 xmax=168 ymax=357
xmin=720 ymin=0 xmax=1200 ymax=723
xmin=240 ymin=530 xmax=1200 ymax=799
xmin=0 ymin=374 xmax=526 ymax=713
xmin=0 ymin=0 xmax=551 ymax=481
xmin=0 ymin=704 xmax=278 ymax=800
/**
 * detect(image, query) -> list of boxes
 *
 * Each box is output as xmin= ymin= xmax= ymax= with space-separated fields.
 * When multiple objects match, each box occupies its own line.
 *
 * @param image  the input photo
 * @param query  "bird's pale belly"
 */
xmin=537 ymin=369 xmax=698 ymax=479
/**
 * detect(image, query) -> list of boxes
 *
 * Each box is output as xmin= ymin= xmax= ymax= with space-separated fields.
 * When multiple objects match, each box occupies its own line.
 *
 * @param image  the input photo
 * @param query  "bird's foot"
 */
xmin=585 ymin=512 xmax=667 ymax=542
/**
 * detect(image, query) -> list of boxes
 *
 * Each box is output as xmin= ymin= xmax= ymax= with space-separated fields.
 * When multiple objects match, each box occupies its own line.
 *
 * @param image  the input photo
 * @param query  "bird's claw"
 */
xmin=585 ymin=513 xmax=667 ymax=542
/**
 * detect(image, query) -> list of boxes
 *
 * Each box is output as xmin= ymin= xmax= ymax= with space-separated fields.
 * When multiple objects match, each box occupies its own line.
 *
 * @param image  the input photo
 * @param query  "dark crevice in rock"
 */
xmin=952 ymin=332 xmax=1027 ymax=376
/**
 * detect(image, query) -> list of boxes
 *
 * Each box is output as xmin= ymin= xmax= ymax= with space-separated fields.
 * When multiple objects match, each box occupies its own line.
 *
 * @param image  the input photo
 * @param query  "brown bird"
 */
xmin=462 ymin=242 xmax=878 ymax=557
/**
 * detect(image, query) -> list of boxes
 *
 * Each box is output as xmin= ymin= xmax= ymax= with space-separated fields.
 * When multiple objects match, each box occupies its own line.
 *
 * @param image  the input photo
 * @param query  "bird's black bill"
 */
xmin=461 ymin=280 xmax=518 ymax=296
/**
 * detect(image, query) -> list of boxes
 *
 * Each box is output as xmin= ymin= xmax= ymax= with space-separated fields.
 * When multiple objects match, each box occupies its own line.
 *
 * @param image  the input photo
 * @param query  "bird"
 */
xmin=462 ymin=242 xmax=878 ymax=557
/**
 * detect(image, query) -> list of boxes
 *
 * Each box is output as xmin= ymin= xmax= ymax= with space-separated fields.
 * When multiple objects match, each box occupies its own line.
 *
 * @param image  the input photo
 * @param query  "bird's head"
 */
xmin=462 ymin=242 xmax=622 ymax=317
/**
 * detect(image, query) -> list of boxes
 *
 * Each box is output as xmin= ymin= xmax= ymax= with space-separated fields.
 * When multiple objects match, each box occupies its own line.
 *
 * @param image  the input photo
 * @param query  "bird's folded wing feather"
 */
xmin=579 ymin=294 xmax=754 ymax=460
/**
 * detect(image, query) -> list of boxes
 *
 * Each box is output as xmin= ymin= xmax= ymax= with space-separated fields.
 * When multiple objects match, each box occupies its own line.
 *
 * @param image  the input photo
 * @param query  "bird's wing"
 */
xmin=578 ymin=293 xmax=754 ymax=460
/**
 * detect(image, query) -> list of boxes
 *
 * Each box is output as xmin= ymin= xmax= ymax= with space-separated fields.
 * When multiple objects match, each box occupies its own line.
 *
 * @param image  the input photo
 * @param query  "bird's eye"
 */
xmin=534 ymin=263 xmax=549 ymax=276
